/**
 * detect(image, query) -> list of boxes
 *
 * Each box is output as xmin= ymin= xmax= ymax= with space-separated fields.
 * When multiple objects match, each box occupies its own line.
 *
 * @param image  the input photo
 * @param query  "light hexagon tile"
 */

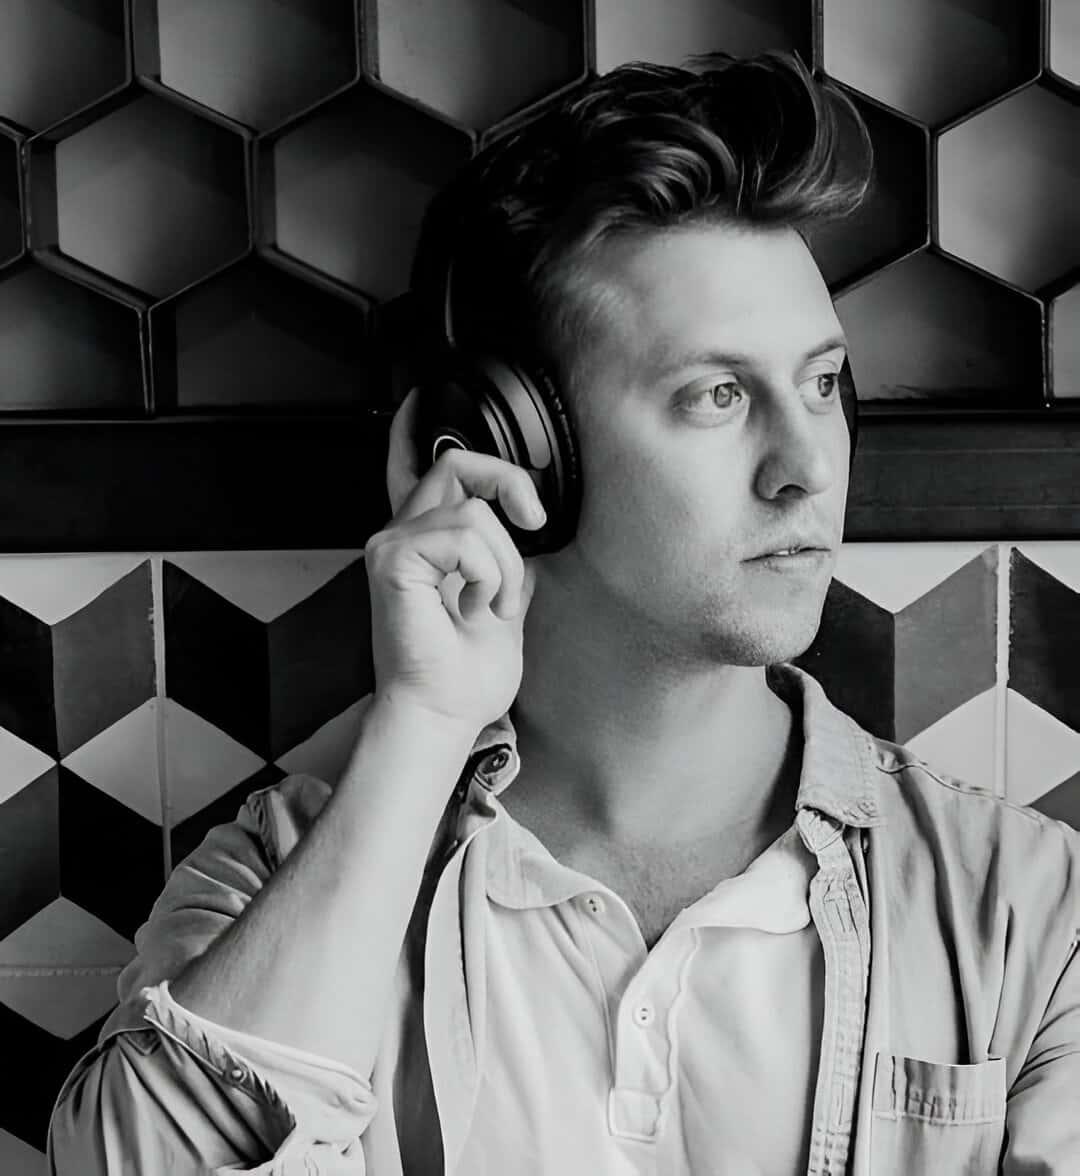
xmin=61 ymin=697 xmax=161 ymax=825
xmin=0 ymin=1128 xmax=46 ymax=1176
xmin=1005 ymin=689 xmax=1080 ymax=809
xmin=0 ymin=897 xmax=133 ymax=1040
xmin=905 ymin=688 xmax=998 ymax=793
xmin=162 ymin=698 xmax=267 ymax=828
xmin=797 ymin=543 xmax=998 ymax=749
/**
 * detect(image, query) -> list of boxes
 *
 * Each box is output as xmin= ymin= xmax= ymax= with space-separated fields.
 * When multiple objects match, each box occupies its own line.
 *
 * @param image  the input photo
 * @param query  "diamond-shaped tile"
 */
xmin=1005 ymin=689 xmax=1080 ymax=808
xmin=0 ymin=1128 xmax=46 ymax=1176
xmin=61 ymin=698 xmax=161 ymax=825
xmin=0 ymin=897 xmax=133 ymax=1040
xmin=1010 ymin=548 xmax=1080 ymax=733
xmin=905 ymin=687 xmax=998 ymax=793
xmin=0 ymin=596 xmax=55 ymax=757
xmin=163 ymin=699 xmax=266 ymax=828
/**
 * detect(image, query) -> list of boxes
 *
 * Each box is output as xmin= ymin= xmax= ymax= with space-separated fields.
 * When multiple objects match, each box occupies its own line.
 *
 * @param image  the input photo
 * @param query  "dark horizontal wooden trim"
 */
xmin=0 ymin=415 xmax=389 ymax=552
xmin=846 ymin=409 xmax=1080 ymax=539
xmin=0 ymin=409 xmax=1078 ymax=550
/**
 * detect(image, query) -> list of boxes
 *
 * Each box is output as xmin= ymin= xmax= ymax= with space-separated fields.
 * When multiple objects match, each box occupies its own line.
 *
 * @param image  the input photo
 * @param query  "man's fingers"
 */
xmin=397 ymin=447 xmax=546 ymax=534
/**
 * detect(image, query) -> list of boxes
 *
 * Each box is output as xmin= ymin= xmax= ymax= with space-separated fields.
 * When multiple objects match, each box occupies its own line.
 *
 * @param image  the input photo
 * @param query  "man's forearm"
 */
xmin=169 ymin=692 xmax=479 ymax=1079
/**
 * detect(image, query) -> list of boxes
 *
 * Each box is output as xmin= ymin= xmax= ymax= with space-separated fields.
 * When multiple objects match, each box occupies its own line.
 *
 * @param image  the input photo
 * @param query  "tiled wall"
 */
xmin=1 ymin=541 xmax=1079 ymax=1168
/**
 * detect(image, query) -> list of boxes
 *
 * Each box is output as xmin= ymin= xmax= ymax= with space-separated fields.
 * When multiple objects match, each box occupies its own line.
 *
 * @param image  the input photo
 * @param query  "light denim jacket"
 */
xmin=48 ymin=665 xmax=1080 ymax=1174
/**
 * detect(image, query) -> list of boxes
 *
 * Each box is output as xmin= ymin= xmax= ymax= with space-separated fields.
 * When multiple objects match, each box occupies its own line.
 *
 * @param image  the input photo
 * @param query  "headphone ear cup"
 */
xmin=414 ymin=355 xmax=582 ymax=556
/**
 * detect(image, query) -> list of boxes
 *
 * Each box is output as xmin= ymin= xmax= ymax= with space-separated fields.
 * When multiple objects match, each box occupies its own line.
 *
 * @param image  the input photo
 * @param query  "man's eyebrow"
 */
xmin=653 ymin=335 xmax=848 ymax=377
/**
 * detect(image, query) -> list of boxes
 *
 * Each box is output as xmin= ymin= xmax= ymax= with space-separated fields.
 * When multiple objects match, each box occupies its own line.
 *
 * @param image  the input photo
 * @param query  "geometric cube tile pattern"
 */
xmin=2 ymin=541 xmax=1080 ymax=1161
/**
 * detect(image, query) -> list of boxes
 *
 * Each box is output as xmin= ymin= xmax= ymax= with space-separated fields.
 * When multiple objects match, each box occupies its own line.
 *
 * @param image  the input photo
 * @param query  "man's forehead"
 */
xmin=577 ymin=225 xmax=840 ymax=368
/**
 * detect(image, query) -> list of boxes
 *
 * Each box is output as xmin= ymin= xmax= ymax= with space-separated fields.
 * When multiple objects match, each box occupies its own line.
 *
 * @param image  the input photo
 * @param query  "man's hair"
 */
xmin=411 ymin=51 xmax=872 ymax=396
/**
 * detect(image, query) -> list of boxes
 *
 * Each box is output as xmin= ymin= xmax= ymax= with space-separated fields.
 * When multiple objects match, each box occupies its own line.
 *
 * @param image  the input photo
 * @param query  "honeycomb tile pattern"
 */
xmin=0 ymin=0 xmax=1076 ymax=413
xmin=0 ymin=542 xmax=1077 ymax=1161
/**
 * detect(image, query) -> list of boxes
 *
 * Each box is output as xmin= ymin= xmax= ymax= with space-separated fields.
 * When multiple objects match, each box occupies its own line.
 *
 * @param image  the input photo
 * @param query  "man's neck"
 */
xmin=503 ymin=573 xmax=801 ymax=856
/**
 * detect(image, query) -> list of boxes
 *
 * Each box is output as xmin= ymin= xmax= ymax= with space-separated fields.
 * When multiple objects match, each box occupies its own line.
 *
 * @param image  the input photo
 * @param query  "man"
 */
xmin=49 ymin=52 xmax=1079 ymax=1174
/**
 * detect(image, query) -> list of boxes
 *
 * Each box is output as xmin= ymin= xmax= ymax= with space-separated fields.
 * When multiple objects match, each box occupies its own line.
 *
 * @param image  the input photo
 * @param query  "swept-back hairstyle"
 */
xmin=410 ymin=50 xmax=872 ymax=396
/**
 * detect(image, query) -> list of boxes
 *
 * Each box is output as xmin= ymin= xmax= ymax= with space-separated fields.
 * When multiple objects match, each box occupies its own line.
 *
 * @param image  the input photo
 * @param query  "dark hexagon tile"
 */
xmin=0 ymin=768 xmax=59 ymax=943
xmin=893 ymin=548 xmax=997 ymax=743
xmin=52 ymin=562 xmax=155 ymax=759
xmin=164 ymin=561 xmax=270 ymax=758
xmin=267 ymin=558 xmax=372 ymax=760
xmin=0 ymin=999 xmax=107 ymax=1153
xmin=1010 ymin=549 xmax=1080 ymax=734
xmin=58 ymin=767 xmax=164 ymax=941
xmin=0 ymin=599 xmax=56 ymax=758
xmin=795 ymin=578 xmax=896 ymax=741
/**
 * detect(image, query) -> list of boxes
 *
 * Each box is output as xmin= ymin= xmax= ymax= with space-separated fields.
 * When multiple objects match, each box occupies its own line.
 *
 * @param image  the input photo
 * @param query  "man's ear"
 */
xmin=385 ymin=386 xmax=423 ymax=516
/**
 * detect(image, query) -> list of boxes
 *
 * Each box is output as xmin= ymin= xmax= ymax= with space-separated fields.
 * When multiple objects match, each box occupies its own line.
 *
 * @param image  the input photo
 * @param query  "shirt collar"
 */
xmin=458 ymin=663 xmax=883 ymax=830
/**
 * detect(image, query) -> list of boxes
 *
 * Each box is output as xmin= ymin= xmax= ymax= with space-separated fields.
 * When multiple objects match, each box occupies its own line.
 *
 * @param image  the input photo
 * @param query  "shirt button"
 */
xmin=582 ymin=893 xmax=606 ymax=916
xmin=632 ymin=1001 xmax=655 ymax=1028
xmin=228 ymin=1065 xmax=246 ymax=1083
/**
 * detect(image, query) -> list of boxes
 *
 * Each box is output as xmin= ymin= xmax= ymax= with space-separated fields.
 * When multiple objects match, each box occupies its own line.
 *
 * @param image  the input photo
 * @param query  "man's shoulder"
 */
xmin=863 ymin=725 xmax=1080 ymax=922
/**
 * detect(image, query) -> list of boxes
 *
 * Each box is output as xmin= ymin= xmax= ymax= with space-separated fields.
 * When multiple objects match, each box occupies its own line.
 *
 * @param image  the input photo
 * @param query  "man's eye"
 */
xmin=814 ymin=372 xmax=840 ymax=399
xmin=690 ymin=381 xmax=744 ymax=410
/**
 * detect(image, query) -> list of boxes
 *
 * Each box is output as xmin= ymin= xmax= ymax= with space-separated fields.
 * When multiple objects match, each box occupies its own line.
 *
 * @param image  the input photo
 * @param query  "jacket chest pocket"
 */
xmin=869 ymin=1053 xmax=1006 ymax=1175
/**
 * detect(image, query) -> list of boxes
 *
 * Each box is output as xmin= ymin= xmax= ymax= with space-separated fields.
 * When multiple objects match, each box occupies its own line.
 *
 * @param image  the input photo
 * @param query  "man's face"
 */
xmin=549 ymin=222 xmax=850 ymax=667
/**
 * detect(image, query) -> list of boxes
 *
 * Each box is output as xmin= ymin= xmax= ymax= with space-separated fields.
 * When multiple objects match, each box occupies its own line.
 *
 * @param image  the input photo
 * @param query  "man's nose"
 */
xmin=752 ymin=391 xmax=838 ymax=501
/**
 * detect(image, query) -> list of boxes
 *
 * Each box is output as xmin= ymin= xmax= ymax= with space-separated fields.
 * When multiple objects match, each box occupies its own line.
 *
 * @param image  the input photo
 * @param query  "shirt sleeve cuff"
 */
xmin=140 ymin=980 xmax=378 ymax=1146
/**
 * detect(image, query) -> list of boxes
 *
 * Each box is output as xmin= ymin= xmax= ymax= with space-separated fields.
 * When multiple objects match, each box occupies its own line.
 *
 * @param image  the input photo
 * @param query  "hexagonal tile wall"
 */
xmin=822 ymin=0 xmax=1039 ymax=127
xmin=0 ymin=0 xmax=128 ymax=134
xmin=937 ymin=83 xmax=1080 ymax=293
xmin=137 ymin=0 xmax=360 ymax=132
xmin=261 ymin=87 xmax=473 ymax=300
xmin=29 ymin=92 xmax=250 ymax=299
xmin=833 ymin=250 xmax=1043 ymax=404
xmin=0 ymin=262 xmax=144 ymax=412
xmin=150 ymin=256 xmax=370 ymax=411
xmin=594 ymin=0 xmax=811 ymax=75
xmin=806 ymin=93 xmax=928 ymax=289
xmin=372 ymin=0 xmax=587 ymax=132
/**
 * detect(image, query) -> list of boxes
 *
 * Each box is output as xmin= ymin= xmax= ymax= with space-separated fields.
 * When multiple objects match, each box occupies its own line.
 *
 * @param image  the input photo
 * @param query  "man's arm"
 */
xmin=167 ymin=691 xmax=477 ymax=1076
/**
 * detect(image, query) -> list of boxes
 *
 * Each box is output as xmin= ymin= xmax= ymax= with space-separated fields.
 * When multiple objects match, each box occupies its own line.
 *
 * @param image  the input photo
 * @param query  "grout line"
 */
xmin=151 ymin=554 xmax=172 ymax=878
xmin=994 ymin=542 xmax=1011 ymax=799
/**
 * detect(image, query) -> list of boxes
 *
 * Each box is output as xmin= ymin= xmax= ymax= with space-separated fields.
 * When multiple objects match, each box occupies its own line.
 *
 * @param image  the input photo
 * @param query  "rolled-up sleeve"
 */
xmin=47 ymin=775 xmax=378 ymax=1174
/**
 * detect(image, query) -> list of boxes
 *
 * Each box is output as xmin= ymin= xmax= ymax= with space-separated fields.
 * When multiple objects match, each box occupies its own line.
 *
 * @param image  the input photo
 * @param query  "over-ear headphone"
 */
xmin=409 ymin=231 xmax=859 ymax=559
xmin=410 ymin=234 xmax=583 ymax=558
